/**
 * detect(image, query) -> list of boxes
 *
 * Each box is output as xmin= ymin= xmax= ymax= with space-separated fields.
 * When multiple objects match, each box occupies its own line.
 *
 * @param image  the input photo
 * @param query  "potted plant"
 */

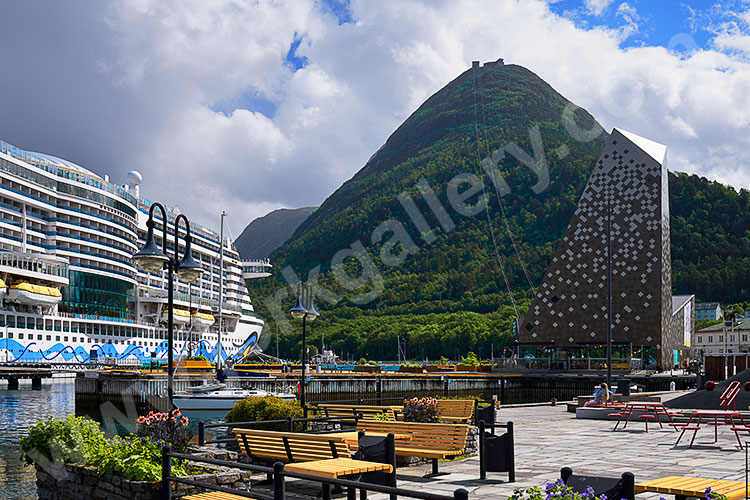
xmin=353 ymin=359 xmax=381 ymax=373
xmin=398 ymin=363 xmax=424 ymax=374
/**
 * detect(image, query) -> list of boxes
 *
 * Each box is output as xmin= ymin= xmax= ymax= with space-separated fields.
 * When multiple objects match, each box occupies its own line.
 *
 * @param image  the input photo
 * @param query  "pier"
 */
xmin=74 ymin=370 xmax=696 ymax=412
xmin=0 ymin=363 xmax=53 ymax=389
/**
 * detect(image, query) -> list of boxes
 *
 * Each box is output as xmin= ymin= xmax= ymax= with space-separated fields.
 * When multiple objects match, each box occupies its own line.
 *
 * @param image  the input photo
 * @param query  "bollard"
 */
xmin=198 ymin=421 xmax=205 ymax=446
xmin=273 ymin=462 xmax=285 ymax=500
xmin=453 ymin=488 xmax=469 ymax=500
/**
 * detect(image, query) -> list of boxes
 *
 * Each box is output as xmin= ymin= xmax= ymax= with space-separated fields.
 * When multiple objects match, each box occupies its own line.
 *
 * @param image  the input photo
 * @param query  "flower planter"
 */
xmin=398 ymin=366 xmax=424 ymax=374
xmin=34 ymin=460 xmax=251 ymax=500
xmin=353 ymin=365 xmax=381 ymax=373
xmin=425 ymin=365 xmax=455 ymax=373
xmin=456 ymin=365 xmax=479 ymax=372
xmin=176 ymin=359 xmax=215 ymax=373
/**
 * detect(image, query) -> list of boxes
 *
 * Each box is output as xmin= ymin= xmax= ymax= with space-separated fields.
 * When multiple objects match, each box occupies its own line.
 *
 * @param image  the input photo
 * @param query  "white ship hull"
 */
xmin=174 ymin=389 xmax=296 ymax=411
xmin=0 ymin=311 xmax=262 ymax=364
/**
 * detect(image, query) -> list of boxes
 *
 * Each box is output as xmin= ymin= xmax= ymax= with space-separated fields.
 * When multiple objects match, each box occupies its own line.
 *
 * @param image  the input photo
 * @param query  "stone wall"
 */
xmin=35 ymin=461 xmax=252 ymax=500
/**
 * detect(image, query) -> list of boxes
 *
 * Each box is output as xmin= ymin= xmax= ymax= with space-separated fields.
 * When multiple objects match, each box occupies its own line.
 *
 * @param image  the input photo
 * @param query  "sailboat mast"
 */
xmin=218 ymin=210 xmax=225 ymax=370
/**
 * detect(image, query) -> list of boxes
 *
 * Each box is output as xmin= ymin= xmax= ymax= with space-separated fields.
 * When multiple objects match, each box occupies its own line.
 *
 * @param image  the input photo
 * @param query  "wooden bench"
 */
xmin=232 ymin=428 xmax=352 ymax=463
xmin=184 ymin=493 xmax=254 ymax=500
xmin=231 ymin=428 xmax=392 ymax=500
xmin=435 ymin=400 xmax=474 ymax=422
xmin=357 ymin=420 xmax=469 ymax=476
xmin=317 ymin=404 xmax=398 ymax=421
xmin=635 ymin=476 xmax=750 ymax=500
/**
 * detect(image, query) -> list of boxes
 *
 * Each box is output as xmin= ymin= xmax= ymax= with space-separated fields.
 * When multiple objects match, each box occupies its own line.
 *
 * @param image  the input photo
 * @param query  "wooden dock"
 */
xmin=0 ymin=363 xmax=53 ymax=389
xmin=74 ymin=370 xmax=695 ymax=413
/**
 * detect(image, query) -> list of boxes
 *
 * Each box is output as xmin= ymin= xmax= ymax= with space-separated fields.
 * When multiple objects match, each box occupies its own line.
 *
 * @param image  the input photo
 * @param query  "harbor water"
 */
xmin=0 ymin=379 xmax=75 ymax=500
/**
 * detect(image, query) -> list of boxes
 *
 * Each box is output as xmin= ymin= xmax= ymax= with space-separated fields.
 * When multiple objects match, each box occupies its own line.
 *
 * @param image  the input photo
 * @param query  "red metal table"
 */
xmin=612 ymin=402 xmax=673 ymax=432
xmin=674 ymin=410 xmax=749 ymax=449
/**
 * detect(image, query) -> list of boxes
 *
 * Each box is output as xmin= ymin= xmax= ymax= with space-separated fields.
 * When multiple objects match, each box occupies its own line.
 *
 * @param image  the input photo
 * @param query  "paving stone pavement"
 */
xmin=275 ymin=402 xmax=750 ymax=500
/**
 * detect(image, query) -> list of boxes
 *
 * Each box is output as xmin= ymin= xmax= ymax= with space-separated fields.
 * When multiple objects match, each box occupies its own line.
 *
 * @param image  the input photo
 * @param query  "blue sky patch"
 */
xmin=546 ymin=1 xmax=720 ymax=53
xmin=211 ymin=90 xmax=278 ymax=119
xmin=286 ymin=32 xmax=309 ymax=71
xmin=320 ymin=0 xmax=354 ymax=25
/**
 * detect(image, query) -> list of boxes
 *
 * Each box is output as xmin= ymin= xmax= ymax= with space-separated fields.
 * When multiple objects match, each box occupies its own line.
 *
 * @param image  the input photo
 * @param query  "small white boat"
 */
xmin=162 ymin=308 xmax=190 ymax=325
xmin=191 ymin=311 xmax=215 ymax=329
xmin=8 ymin=282 xmax=62 ymax=306
xmin=174 ymin=386 xmax=296 ymax=411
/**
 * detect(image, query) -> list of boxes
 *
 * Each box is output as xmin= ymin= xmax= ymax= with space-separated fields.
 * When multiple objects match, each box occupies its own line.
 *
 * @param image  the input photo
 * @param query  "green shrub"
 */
xmin=20 ymin=415 xmax=106 ymax=466
xmin=367 ymin=360 xmax=379 ymax=366
xmin=187 ymin=355 xmax=208 ymax=362
xmin=458 ymin=352 xmax=479 ymax=366
xmin=358 ymin=358 xmax=367 ymax=365
xmin=402 ymin=397 xmax=439 ymax=423
xmin=93 ymin=436 xmax=187 ymax=481
xmin=225 ymin=396 xmax=303 ymax=430
xmin=372 ymin=412 xmax=393 ymax=422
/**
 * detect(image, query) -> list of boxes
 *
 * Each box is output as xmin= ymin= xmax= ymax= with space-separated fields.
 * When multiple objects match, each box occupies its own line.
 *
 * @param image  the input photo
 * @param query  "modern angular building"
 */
xmin=518 ymin=128 xmax=694 ymax=369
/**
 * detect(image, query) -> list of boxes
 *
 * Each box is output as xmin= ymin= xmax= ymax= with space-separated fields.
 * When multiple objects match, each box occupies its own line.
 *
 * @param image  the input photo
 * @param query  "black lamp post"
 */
xmin=132 ymin=202 xmax=202 ymax=411
xmin=289 ymin=283 xmax=319 ymax=413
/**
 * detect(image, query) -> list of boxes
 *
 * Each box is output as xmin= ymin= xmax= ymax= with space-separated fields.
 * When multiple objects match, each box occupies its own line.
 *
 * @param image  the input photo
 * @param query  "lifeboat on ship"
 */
xmin=161 ymin=308 xmax=190 ymax=325
xmin=8 ymin=282 xmax=62 ymax=306
xmin=191 ymin=311 xmax=215 ymax=329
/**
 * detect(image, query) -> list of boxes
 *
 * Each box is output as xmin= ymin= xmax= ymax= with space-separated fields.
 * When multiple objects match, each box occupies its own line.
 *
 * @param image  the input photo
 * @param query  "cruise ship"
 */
xmin=0 ymin=139 xmax=270 ymax=364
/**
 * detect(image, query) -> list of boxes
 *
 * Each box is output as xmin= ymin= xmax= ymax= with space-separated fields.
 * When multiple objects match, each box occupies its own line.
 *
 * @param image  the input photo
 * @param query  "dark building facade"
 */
xmin=518 ymin=128 xmax=690 ymax=368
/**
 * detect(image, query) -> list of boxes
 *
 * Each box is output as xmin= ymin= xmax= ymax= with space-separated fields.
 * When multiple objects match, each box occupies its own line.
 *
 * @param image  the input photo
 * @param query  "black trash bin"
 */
xmin=618 ymin=378 xmax=631 ymax=397
xmin=358 ymin=432 xmax=396 ymax=500
xmin=479 ymin=421 xmax=515 ymax=481
xmin=475 ymin=404 xmax=495 ymax=427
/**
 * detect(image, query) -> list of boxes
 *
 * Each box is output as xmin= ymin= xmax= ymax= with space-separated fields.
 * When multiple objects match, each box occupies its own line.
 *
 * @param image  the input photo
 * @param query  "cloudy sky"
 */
xmin=1 ymin=0 xmax=749 ymax=232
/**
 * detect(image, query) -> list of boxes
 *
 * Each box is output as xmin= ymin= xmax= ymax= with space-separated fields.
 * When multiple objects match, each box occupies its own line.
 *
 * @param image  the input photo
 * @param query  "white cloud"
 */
xmin=0 ymin=0 xmax=749 ymax=232
xmin=584 ymin=0 xmax=615 ymax=17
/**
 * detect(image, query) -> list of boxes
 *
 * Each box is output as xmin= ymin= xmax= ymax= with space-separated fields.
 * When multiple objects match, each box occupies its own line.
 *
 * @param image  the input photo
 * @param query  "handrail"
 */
xmin=720 ymin=380 xmax=741 ymax=411
xmin=198 ymin=414 xmax=361 ymax=446
xmin=161 ymin=446 xmax=469 ymax=500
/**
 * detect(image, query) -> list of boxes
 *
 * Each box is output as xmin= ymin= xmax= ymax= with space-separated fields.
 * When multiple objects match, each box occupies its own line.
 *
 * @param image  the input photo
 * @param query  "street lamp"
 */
xmin=132 ymin=202 xmax=202 ymax=411
xmin=289 ymin=283 xmax=319 ymax=413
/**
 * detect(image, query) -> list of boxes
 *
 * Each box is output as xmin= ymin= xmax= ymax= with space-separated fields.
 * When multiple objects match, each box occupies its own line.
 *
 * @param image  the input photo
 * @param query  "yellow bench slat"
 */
xmin=183 ymin=493 xmax=255 ymax=500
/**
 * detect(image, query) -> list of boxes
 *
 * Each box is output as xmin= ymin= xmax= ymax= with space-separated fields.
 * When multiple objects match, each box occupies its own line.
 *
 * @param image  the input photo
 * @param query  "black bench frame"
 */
xmin=160 ymin=445 xmax=469 ymax=500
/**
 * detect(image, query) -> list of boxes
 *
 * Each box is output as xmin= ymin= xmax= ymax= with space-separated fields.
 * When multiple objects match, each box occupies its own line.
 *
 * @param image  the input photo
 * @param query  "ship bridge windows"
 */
xmin=46 ymin=335 xmax=50 ymax=341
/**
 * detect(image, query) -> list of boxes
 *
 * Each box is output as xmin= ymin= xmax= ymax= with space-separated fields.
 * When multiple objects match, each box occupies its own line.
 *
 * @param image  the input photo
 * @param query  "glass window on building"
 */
xmin=697 ymin=336 xmax=702 ymax=343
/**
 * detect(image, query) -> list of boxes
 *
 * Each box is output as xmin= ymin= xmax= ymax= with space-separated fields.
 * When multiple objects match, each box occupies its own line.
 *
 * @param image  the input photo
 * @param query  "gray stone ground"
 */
xmin=270 ymin=393 xmax=750 ymax=500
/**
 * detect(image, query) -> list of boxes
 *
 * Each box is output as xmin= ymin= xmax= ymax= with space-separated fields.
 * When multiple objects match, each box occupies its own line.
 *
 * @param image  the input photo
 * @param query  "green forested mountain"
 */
xmin=670 ymin=173 xmax=750 ymax=303
xmin=234 ymin=207 xmax=317 ymax=260
xmin=245 ymin=61 xmax=750 ymax=362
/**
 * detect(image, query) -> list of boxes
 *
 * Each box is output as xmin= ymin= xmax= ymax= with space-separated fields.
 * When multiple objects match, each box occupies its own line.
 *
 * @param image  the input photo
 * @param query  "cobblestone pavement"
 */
xmin=279 ymin=399 xmax=750 ymax=500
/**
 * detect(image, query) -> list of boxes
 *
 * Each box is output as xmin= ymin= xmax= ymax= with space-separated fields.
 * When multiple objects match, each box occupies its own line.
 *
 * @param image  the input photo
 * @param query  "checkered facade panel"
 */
xmin=519 ymin=129 xmax=676 ymax=365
